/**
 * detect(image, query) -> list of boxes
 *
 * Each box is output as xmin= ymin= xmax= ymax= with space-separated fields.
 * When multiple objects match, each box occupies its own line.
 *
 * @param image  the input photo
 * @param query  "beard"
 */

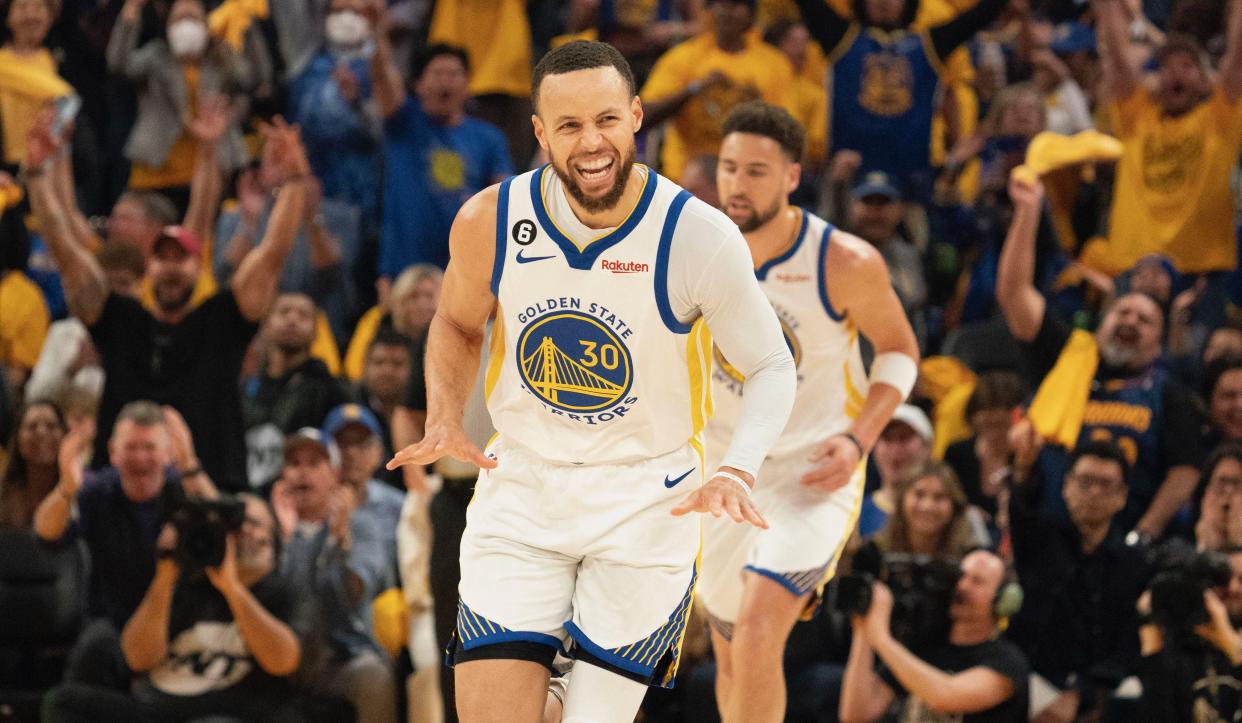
xmin=730 ymin=196 xmax=783 ymax=233
xmin=551 ymin=143 xmax=636 ymax=214
xmin=154 ymin=279 xmax=195 ymax=313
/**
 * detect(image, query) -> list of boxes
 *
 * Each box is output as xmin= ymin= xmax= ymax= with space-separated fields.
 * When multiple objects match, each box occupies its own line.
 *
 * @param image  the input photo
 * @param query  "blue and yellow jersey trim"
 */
xmin=816 ymin=224 xmax=847 ymax=322
xmin=754 ymin=209 xmax=808 ymax=280
xmin=531 ymin=164 xmax=657 ymax=270
xmin=454 ymin=600 xmax=563 ymax=652
xmin=654 ymin=189 xmax=695 ymax=333
xmin=484 ymin=307 xmax=507 ymax=402
xmin=686 ymin=317 xmax=714 ymax=440
xmin=564 ymin=559 xmax=699 ymax=689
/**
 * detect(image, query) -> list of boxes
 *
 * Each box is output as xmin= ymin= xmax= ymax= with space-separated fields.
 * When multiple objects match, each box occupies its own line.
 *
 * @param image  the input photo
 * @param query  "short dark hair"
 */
xmin=721 ymin=100 xmax=805 ymax=162
xmin=368 ymin=328 xmax=413 ymax=358
xmin=116 ymin=400 xmax=166 ymax=429
xmin=1204 ymin=354 xmax=1242 ymax=400
xmin=1068 ymin=440 xmax=1130 ymax=483
xmin=411 ymin=43 xmax=470 ymax=83
xmin=118 ymin=191 xmax=178 ymax=227
xmin=1200 ymin=442 xmax=1242 ymax=488
xmin=965 ymin=371 xmax=1027 ymax=420
xmin=531 ymin=41 xmax=636 ymax=113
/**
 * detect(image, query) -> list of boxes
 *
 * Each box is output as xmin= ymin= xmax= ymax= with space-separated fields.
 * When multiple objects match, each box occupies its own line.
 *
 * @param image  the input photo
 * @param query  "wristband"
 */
xmin=834 ymin=432 xmax=866 ymax=458
xmin=179 ymin=466 xmax=203 ymax=479
xmin=714 ymin=470 xmax=752 ymax=496
xmin=870 ymin=352 xmax=918 ymax=400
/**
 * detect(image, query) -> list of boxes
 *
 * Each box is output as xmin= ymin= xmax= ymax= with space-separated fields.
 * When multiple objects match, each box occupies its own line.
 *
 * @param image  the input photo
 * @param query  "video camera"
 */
xmin=159 ymin=485 xmax=246 ymax=573
xmin=834 ymin=542 xmax=961 ymax=650
xmin=1146 ymin=540 xmax=1231 ymax=639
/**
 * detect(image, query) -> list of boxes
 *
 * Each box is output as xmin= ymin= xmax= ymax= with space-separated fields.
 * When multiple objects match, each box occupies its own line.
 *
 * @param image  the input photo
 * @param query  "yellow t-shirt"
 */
xmin=643 ymin=32 xmax=797 ymax=181
xmin=0 ymin=270 xmax=49 ymax=370
xmin=0 ymin=47 xmax=70 ymax=166
xmin=794 ymin=75 xmax=828 ymax=162
xmin=1106 ymin=87 xmax=1242 ymax=274
xmin=130 ymin=66 xmax=200 ymax=190
xmin=429 ymin=0 xmax=531 ymax=97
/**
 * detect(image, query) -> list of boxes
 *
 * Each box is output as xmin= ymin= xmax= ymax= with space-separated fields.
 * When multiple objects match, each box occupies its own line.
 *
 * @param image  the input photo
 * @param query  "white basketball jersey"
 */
xmin=706 ymin=211 xmax=868 ymax=458
xmin=484 ymin=165 xmax=713 ymax=466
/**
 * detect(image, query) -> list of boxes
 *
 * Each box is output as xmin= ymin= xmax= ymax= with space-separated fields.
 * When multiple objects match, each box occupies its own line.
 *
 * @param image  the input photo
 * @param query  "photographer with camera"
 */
xmin=839 ymin=549 xmax=1030 ymax=722
xmin=1135 ymin=541 xmax=1242 ymax=722
xmin=43 ymin=493 xmax=303 ymax=721
xmin=1008 ymin=440 xmax=1148 ymax=722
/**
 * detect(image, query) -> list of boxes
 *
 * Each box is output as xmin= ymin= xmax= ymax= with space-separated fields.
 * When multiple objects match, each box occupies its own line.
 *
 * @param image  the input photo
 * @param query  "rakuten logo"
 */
xmin=601 ymin=260 xmax=649 ymax=274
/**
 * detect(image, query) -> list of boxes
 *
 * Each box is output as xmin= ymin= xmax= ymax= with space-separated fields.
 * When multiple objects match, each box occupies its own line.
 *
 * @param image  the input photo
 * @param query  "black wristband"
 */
xmin=835 ymin=432 xmax=866 ymax=458
xmin=179 ymin=466 xmax=203 ymax=478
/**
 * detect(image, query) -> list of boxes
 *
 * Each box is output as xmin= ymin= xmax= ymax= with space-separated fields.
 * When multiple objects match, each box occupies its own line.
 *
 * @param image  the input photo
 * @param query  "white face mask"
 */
xmin=325 ymin=10 xmax=370 ymax=48
xmin=167 ymin=18 xmax=208 ymax=58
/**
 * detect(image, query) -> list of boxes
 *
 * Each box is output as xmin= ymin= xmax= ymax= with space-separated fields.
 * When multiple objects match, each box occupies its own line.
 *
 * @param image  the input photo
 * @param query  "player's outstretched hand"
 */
xmin=386 ymin=422 xmax=497 ymax=471
xmin=671 ymin=470 xmax=768 ymax=528
xmin=800 ymin=434 xmax=862 ymax=491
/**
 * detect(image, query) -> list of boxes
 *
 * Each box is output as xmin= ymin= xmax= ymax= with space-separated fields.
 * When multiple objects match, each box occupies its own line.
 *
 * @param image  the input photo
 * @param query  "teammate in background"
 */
xmin=387 ymin=41 xmax=797 ymax=723
xmin=701 ymin=101 xmax=919 ymax=723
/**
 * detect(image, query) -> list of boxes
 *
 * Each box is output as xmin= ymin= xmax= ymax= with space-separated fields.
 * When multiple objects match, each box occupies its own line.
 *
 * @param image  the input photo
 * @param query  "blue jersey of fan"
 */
xmin=484 ymin=164 xmax=714 ymax=466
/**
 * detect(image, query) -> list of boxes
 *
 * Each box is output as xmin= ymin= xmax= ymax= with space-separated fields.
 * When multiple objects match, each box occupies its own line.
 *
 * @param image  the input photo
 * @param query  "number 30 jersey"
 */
xmin=483 ymin=164 xmax=722 ymax=466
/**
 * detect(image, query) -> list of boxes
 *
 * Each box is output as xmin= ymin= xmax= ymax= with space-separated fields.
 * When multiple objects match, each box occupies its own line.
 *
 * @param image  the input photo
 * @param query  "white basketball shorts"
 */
xmin=452 ymin=435 xmax=703 ymax=688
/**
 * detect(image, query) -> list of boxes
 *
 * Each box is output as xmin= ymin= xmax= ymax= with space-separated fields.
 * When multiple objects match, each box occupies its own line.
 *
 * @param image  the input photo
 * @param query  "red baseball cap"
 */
xmin=154 ymin=225 xmax=202 ymax=257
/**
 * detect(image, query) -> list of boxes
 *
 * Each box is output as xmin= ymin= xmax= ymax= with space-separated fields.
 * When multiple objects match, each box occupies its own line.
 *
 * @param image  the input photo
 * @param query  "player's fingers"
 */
xmin=799 ymin=467 xmax=829 ymax=488
xmin=808 ymin=443 xmax=831 ymax=463
xmin=707 ymin=489 xmax=724 ymax=518
xmin=741 ymin=498 xmax=768 ymax=529
xmin=670 ymin=491 xmax=700 ymax=516
xmin=460 ymin=442 xmax=498 ymax=470
xmin=386 ymin=441 xmax=430 ymax=470
xmin=724 ymin=492 xmax=744 ymax=524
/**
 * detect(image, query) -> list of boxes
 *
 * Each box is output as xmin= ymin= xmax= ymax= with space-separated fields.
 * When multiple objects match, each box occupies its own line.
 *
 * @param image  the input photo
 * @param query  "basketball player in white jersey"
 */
xmin=387 ymin=42 xmax=797 ymax=723
xmin=700 ymin=101 xmax=920 ymax=723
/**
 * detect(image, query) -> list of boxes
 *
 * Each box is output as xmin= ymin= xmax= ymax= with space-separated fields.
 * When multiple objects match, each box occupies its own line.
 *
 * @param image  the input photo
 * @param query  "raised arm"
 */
xmin=33 ymin=423 xmax=90 ymax=542
xmin=927 ymin=0 xmax=1009 ymax=67
xmin=366 ymin=0 xmax=406 ymax=120
xmin=801 ymin=232 xmax=919 ymax=491
xmin=387 ymin=188 xmax=501 ymax=473
xmin=182 ymin=95 xmax=229 ymax=244
xmin=1220 ymin=0 xmax=1242 ymax=101
xmin=792 ymin=0 xmax=856 ymax=58
xmin=839 ymin=621 xmax=896 ymax=723
xmin=106 ymin=0 xmax=157 ymax=84
xmin=207 ymin=537 xmax=301 ymax=676
xmin=24 ymin=112 xmax=108 ymax=326
xmin=230 ymin=118 xmax=310 ymax=322
xmin=995 ymin=175 xmax=1046 ymax=342
xmin=1094 ymin=0 xmax=1142 ymax=103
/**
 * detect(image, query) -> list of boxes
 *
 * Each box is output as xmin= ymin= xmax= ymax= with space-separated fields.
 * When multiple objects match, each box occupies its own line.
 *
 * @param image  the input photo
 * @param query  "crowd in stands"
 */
xmin=0 ymin=0 xmax=1241 ymax=720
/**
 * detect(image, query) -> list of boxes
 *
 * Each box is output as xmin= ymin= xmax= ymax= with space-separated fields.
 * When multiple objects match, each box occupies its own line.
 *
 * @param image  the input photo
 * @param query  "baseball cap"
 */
xmin=852 ymin=171 xmax=902 ymax=202
xmin=154 ymin=225 xmax=202 ymax=257
xmin=886 ymin=404 xmax=934 ymax=443
xmin=323 ymin=403 xmax=383 ymax=440
xmin=284 ymin=427 xmax=341 ymax=468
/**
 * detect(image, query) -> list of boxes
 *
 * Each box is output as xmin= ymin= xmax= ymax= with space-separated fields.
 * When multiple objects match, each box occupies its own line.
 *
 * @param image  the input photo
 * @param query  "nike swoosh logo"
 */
xmin=664 ymin=468 xmax=695 ymax=488
xmin=516 ymin=250 xmax=556 ymax=264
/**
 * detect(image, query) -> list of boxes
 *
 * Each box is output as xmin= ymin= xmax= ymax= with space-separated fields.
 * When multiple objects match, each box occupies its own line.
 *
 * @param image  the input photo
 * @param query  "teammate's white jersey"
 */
xmin=485 ymin=164 xmax=714 ymax=466
xmin=706 ymin=210 xmax=868 ymax=457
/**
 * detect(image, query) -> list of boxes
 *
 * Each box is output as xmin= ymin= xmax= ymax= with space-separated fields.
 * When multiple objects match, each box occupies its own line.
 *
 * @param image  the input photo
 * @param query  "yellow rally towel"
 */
xmin=208 ymin=0 xmax=268 ymax=51
xmin=1010 ymin=129 xmax=1123 ymax=186
xmin=0 ymin=56 xmax=71 ymax=101
xmin=1026 ymin=328 xmax=1098 ymax=449
xmin=371 ymin=587 xmax=409 ymax=658
xmin=919 ymin=356 xmax=977 ymax=459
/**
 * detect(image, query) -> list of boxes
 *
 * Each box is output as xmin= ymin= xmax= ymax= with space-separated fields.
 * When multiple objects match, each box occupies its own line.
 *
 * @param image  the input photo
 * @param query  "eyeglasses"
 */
xmin=1066 ymin=473 xmax=1124 ymax=493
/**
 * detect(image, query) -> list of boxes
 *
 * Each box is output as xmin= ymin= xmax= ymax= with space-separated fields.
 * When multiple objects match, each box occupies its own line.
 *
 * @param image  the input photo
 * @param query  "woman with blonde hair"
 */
xmin=872 ymin=460 xmax=981 ymax=559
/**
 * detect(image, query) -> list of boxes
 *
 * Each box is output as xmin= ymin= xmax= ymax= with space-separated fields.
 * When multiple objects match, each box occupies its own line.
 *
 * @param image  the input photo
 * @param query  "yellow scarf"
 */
xmin=1026 ymin=329 xmax=1098 ymax=448
xmin=208 ymin=0 xmax=269 ymax=51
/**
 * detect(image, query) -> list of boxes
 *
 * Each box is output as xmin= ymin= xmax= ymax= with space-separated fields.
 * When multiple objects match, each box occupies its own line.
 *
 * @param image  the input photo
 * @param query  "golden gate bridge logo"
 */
xmin=517 ymin=311 xmax=633 ymax=412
